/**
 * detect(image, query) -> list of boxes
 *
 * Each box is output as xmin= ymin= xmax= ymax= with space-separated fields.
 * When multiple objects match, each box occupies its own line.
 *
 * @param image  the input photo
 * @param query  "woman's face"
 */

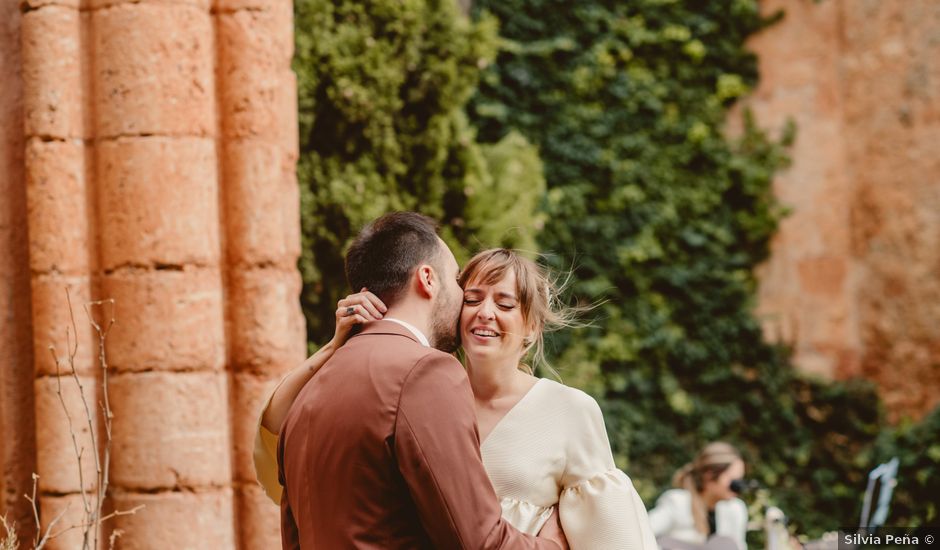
xmin=459 ymin=268 xmax=529 ymax=365
xmin=707 ymin=458 xmax=746 ymax=501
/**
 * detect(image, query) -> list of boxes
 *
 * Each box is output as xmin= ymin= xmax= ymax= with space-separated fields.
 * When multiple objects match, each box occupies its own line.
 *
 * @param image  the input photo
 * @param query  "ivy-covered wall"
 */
xmin=465 ymin=0 xmax=886 ymax=537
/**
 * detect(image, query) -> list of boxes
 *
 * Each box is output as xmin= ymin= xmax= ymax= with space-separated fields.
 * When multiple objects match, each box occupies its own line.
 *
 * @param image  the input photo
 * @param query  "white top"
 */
xmin=254 ymin=377 xmax=657 ymax=550
xmin=647 ymin=489 xmax=748 ymax=550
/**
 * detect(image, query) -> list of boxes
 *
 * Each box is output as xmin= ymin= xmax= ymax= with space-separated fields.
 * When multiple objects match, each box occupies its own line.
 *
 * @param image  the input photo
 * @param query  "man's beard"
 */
xmin=430 ymin=290 xmax=460 ymax=353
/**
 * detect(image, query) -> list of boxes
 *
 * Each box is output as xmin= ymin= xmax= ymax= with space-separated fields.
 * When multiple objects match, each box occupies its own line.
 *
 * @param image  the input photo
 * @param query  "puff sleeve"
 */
xmin=557 ymin=393 xmax=658 ymax=550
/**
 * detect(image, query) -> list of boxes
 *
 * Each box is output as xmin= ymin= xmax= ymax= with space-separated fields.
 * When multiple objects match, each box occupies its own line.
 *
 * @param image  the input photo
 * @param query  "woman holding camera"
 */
xmin=648 ymin=442 xmax=749 ymax=550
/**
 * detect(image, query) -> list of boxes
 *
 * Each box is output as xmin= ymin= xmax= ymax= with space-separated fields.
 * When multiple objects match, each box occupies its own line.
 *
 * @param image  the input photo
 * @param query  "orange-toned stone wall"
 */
xmin=1 ymin=0 xmax=38 ymax=542
xmin=1 ymin=0 xmax=304 ymax=547
xmin=746 ymin=0 xmax=940 ymax=419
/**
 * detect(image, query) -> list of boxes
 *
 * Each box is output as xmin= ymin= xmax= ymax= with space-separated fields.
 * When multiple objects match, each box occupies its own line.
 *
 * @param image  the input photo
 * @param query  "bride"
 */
xmin=255 ymin=248 xmax=657 ymax=549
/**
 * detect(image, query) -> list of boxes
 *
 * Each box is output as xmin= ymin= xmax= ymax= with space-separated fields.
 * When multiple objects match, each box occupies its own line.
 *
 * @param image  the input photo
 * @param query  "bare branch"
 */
xmin=28 ymin=292 xmax=143 ymax=550
xmin=23 ymin=474 xmax=40 ymax=547
xmin=46 ymin=505 xmax=142 ymax=542
xmin=33 ymin=505 xmax=69 ymax=550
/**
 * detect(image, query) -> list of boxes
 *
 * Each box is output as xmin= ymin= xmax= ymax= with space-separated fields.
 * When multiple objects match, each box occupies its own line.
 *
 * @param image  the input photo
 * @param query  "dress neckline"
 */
xmin=480 ymin=378 xmax=545 ymax=446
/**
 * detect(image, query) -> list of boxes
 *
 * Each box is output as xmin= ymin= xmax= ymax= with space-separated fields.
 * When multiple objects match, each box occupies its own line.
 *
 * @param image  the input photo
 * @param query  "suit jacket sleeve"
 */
xmin=394 ymin=353 xmax=556 ymax=549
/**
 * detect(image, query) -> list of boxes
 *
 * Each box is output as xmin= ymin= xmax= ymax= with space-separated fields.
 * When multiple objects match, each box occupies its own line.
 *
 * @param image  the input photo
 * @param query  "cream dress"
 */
xmin=255 ymin=377 xmax=657 ymax=550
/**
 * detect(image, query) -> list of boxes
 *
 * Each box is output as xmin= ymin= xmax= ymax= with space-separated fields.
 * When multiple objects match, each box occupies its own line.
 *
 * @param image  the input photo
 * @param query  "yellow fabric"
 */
xmin=255 ymin=424 xmax=282 ymax=503
xmin=254 ymin=374 xmax=289 ymax=504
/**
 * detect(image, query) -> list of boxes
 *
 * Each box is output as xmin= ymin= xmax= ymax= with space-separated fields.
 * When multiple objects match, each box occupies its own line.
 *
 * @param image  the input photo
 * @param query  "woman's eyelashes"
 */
xmin=463 ymin=298 xmax=516 ymax=310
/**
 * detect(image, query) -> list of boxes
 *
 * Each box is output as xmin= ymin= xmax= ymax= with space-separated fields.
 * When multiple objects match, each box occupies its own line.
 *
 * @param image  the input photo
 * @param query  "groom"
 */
xmin=278 ymin=212 xmax=564 ymax=549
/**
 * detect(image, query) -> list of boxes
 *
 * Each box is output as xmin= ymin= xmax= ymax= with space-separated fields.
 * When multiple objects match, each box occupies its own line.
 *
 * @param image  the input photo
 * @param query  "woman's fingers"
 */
xmin=335 ymin=307 xmax=368 ymax=323
xmin=336 ymin=304 xmax=377 ymax=323
xmin=337 ymin=291 xmax=387 ymax=320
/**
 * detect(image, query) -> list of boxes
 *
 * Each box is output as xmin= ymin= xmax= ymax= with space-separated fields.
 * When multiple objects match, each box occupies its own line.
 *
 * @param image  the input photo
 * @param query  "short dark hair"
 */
xmin=345 ymin=212 xmax=443 ymax=306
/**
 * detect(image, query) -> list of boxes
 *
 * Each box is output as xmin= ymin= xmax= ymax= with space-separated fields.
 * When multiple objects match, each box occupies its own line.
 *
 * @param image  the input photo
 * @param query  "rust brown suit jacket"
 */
xmin=278 ymin=320 xmax=553 ymax=549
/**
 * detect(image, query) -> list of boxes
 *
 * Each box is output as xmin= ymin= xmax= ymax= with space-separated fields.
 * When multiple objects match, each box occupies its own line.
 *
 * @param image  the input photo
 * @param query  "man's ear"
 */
xmin=415 ymin=264 xmax=435 ymax=299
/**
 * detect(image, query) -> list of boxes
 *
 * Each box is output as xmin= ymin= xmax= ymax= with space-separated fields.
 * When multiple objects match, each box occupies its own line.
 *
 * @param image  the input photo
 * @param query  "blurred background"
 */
xmin=1 ymin=0 xmax=937 ymax=548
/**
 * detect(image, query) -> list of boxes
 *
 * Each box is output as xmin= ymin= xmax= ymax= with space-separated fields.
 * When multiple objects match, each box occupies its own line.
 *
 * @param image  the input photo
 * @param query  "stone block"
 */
xmin=109 ymin=489 xmax=236 ymax=549
xmin=216 ymin=2 xmax=292 ymax=65
xmin=34 ymin=375 xmax=98 ymax=494
xmin=222 ymin=139 xmax=298 ymax=267
xmin=102 ymin=268 xmax=225 ymax=372
xmin=39 ymin=493 xmax=94 ymax=550
xmin=25 ymin=139 xmax=90 ymax=275
xmin=236 ymin=484 xmax=280 ymax=550
xmin=217 ymin=5 xmax=295 ymax=143
xmin=283 ymin=169 xmax=301 ymax=258
xmin=92 ymin=4 xmax=215 ymax=138
xmin=220 ymin=69 xmax=295 ymax=143
xmin=97 ymin=137 xmax=220 ymax=270
xmin=31 ymin=274 xmax=96 ymax=377
xmin=229 ymin=373 xmax=280 ymax=482
xmin=283 ymin=74 xmax=299 ymax=160
xmin=109 ymin=371 xmax=231 ymax=490
xmin=227 ymin=268 xmax=305 ymax=373
xmin=21 ymin=6 xmax=87 ymax=139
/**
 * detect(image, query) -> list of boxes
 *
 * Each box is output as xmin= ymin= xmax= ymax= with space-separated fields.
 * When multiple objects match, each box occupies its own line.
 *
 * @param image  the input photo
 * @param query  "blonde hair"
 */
xmin=672 ymin=442 xmax=743 ymax=536
xmin=458 ymin=249 xmax=582 ymax=376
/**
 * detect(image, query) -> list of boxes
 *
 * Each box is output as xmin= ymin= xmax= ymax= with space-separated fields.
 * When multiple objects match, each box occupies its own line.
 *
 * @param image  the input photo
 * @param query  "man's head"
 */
xmin=345 ymin=212 xmax=462 ymax=352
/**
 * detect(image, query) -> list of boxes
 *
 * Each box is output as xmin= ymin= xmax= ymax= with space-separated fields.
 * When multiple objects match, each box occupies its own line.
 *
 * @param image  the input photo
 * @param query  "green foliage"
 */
xmin=467 ymin=0 xmax=893 ymax=537
xmin=875 ymin=407 xmax=940 ymax=527
xmin=294 ymin=0 xmax=545 ymax=342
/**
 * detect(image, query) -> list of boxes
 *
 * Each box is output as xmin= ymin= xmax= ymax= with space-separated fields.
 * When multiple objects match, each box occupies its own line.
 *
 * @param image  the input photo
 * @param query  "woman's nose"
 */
xmin=477 ymin=302 xmax=496 ymax=320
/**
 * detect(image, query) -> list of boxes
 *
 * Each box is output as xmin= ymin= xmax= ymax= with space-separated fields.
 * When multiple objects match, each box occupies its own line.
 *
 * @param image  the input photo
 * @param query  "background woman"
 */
xmin=647 ymin=442 xmax=749 ymax=550
xmin=255 ymin=248 xmax=657 ymax=549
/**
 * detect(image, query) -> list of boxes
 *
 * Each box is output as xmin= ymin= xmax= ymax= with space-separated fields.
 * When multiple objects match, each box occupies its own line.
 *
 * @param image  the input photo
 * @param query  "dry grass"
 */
xmin=1 ymin=515 xmax=18 ymax=550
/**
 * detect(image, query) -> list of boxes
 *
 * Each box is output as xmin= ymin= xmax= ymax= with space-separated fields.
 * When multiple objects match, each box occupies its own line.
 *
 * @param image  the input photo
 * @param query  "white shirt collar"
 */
xmin=382 ymin=317 xmax=430 ymax=347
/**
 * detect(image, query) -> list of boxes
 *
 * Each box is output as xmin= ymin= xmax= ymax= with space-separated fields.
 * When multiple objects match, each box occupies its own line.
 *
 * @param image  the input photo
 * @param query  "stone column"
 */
xmin=89 ymin=0 xmax=237 ymax=547
xmin=15 ymin=0 xmax=301 ymax=545
xmin=21 ymin=0 xmax=97 ymax=546
xmin=216 ymin=0 xmax=305 ymax=547
xmin=0 ymin=0 xmax=37 ymax=540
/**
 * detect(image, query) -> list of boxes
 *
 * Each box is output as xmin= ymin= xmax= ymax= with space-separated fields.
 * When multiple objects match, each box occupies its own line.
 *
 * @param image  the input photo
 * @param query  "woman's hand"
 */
xmin=261 ymin=288 xmax=387 ymax=435
xmin=332 ymin=288 xmax=387 ymax=348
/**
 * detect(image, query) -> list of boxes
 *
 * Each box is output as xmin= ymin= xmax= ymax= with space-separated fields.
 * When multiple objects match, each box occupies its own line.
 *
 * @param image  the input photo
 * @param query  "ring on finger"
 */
xmin=345 ymin=306 xmax=356 ymax=316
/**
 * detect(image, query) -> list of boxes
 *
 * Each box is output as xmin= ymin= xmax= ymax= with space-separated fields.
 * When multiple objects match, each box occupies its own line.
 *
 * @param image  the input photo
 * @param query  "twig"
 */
xmin=47 ymin=505 xmax=143 ymax=541
xmin=24 ymin=290 xmax=143 ymax=550
xmin=23 ymin=474 xmax=69 ymax=550
xmin=84 ymin=298 xmax=116 ymax=550
xmin=49 ymin=345 xmax=93 ymax=525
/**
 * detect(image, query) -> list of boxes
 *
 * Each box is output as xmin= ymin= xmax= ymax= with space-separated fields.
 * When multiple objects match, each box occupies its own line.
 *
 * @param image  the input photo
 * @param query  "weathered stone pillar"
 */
xmin=21 ymin=0 xmax=97 ymax=546
xmin=0 ymin=0 xmax=37 ymax=541
xmin=216 ymin=0 xmax=305 ymax=547
xmin=15 ymin=0 xmax=307 ymax=544
xmin=89 ymin=1 xmax=237 ymax=547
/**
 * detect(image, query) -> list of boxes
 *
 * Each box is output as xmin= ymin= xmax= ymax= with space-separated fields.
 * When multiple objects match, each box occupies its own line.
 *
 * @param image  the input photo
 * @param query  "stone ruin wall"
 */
xmin=2 ymin=0 xmax=940 ymax=548
xmin=743 ymin=0 xmax=940 ymax=420
xmin=0 ymin=0 xmax=305 ymax=547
